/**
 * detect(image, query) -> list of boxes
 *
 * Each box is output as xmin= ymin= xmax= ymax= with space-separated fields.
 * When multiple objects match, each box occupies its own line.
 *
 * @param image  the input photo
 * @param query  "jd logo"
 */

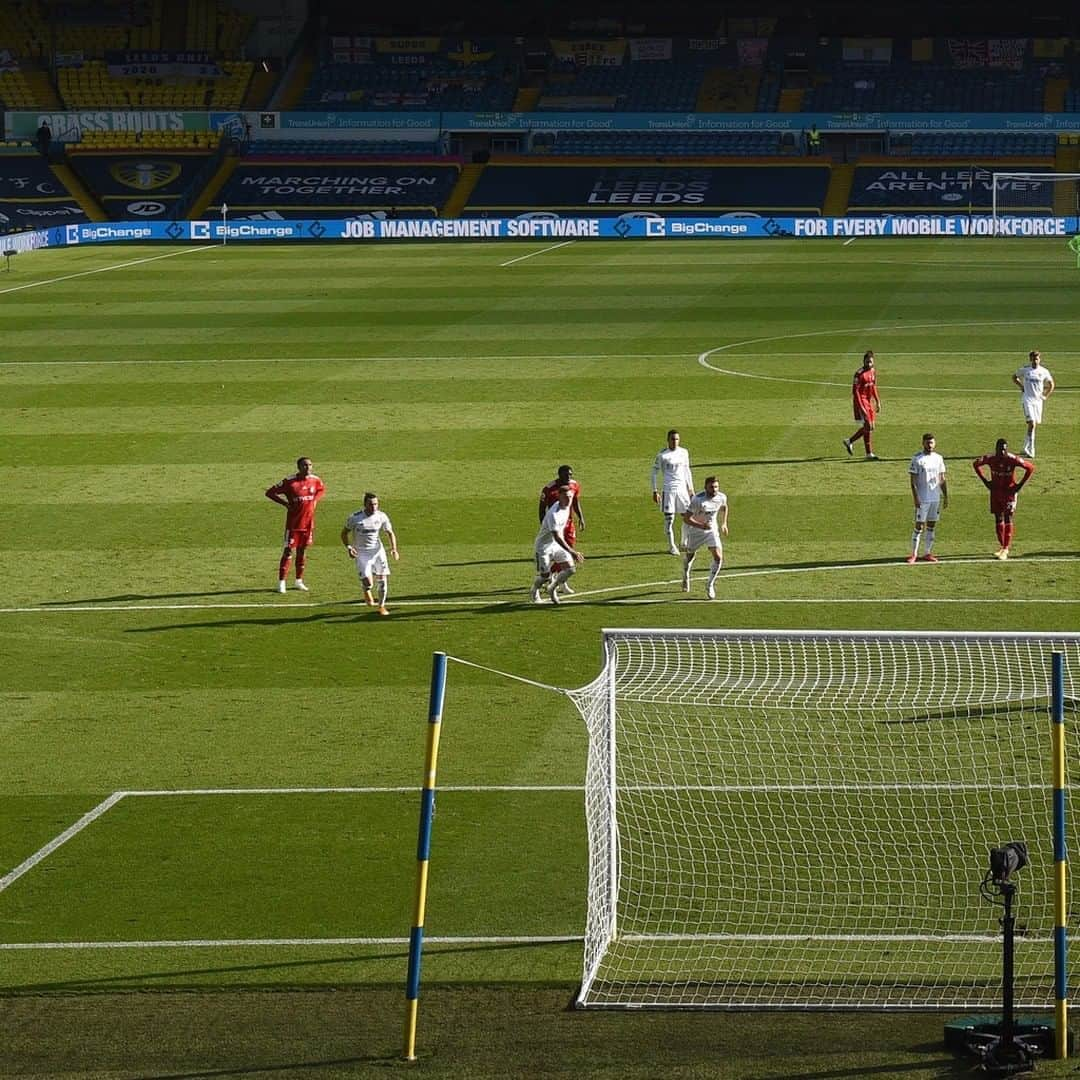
xmin=110 ymin=160 xmax=181 ymax=191
xmin=127 ymin=200 xmax=166 ymax=215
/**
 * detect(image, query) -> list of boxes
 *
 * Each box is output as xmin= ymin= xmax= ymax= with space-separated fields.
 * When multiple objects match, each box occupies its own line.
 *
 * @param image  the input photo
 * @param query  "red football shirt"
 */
xmin=267 ymin=473 xmax=325 ymax=531
xmin=852 ymin=367 xmax=878 ymax=416
xmin=540 ymin=479 xmax=581 ymax=541
xmin=973 ymin=451 xmax=1033 ymax=496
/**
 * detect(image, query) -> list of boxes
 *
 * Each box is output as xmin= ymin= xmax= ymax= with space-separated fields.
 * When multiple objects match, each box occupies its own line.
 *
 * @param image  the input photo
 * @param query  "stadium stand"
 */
xmin=0 ymin=150 xmax=89 ymax=232
xmin=886 ymin=133 xmax=1057 ymax=158
xmin=539 ymin=131 xmax=787 ymax=157
xmin=847 ymin=162 xmax=1050 ymax=215
xmin=302 ymin=37 xmax=518 ymax=111
xmin=463 ymin=164 xmax=831 ymax=217
xmin=247 ymin=139 xmax=440 ymax=158
xmin=207 ymin=162 xmax=462 ymax=220
xmin=538 ymin=57 xmax=712 ymax=112
xmin=65 ymin=146 xmax=224 ymax=219
xmin=805 ymin=61 xmax=1045 ymax=112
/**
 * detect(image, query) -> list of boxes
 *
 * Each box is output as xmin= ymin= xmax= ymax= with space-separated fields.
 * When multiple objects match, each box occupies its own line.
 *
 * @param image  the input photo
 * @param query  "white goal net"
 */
xmin=570 ymin=629 xmax=1079 ymax=1010
xmin=992 ymin=171 xmax=1080 ymax=220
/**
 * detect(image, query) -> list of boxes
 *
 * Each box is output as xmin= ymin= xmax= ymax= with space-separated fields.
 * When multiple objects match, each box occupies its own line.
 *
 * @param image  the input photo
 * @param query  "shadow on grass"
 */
xmin=41 ymin=589 xmax=274 ymax=606
xmin=13 ymin=939 xmax=564 ymax=994
xmin=434 ymin=550 xmax=671 ymax=567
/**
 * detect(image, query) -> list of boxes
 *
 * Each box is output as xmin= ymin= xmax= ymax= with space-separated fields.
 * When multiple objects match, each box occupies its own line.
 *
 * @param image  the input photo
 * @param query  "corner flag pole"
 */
xmin=221 ymin=202 xmax=228 ymax=246
xmin=403 ymin=651 xmax=447 ymax=1062
xmin=1052 ymin=650 xmax=1068 ymax=1059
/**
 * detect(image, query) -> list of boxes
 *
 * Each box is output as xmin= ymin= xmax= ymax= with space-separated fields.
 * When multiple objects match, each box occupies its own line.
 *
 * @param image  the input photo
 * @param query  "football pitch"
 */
xmin=2 ymin=236 xmax=1079 ymax=1077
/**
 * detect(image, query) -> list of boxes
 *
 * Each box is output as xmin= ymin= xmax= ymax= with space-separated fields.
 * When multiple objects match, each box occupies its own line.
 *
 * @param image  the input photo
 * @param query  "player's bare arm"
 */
xmin=910 ymin=476 xmax=920 ymax=506
xmin=720 ymin=508 xmax=729 ymax=536
xmin=341 ymin=526 xmax=358 ymax=559
xmin=940 ymin=479 xmax=949 ymax=508
xmin=386 ymin=529 xmax=400 ymax=560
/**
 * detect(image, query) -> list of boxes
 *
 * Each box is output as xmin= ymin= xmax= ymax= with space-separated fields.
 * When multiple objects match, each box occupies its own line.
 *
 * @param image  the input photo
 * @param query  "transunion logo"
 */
xmin=669 ymin=221 xmax=749 ymax=235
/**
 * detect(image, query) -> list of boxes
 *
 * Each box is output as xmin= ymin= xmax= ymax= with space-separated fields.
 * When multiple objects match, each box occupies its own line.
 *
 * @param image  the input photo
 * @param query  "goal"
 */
xmin=570 ymin=629 xmax=1079 ymax=1010
xmin=991 ymin=171 xmax=1080 ymax=221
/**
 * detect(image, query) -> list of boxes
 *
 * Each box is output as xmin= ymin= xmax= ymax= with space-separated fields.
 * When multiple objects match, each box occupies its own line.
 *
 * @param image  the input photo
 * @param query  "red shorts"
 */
xmin=564 ymin=522 xmax=577 ymax=546
xmin=990 ymin=492 xmax=1017 ymax=517
xmin=283 ymin=528 xmax=314 ymax=549
xmin=853 ymin=401 xmax=876 ymax=426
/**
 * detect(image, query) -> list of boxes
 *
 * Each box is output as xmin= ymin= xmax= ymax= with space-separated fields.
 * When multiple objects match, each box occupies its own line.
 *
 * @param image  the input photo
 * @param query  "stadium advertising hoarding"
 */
xmin=216 ymin=165 xmax=460 ymax=208
xmin=31 ymin=213 xmax=1078 ymax=248
xmin=850 ymin=165 xmax=1050 ymax=210
xmin=8 ymin=110 xmax=1080 ymax=141
xmin=465 ymin=164 xmax=831 ymax=215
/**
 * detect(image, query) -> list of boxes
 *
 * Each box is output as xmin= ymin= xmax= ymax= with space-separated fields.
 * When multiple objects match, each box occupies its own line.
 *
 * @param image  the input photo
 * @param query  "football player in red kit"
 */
xmin=265 ymin=456 xmax=326 ymax=591
xmin=843 ymin=350 xmax=882 ymax=460
xmin=972 ymin=438 xmax=1034 ymax=561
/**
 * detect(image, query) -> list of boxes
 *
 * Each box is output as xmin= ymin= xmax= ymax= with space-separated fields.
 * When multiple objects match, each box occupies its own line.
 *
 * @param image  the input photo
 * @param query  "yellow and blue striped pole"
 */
xmin=1052 ymin=651 xmax=1068 ymax=1059
xmin=403 ymin=651 xmax=447 ymax=1063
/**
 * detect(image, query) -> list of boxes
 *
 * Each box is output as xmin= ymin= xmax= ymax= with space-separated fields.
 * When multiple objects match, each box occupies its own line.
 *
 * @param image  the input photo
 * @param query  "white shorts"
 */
xmin=914 ymin=500 xmax=941 ymax=524
xmin=535 ymin=541 xmax=569 ymax=576
xmin=685 ymin=527 xmax=723 ymax=557
xmin=356 ymin=547 xmax=390 ymax=579
xmin=1022 ymin=397 xmax=1044 ymax=424
xmin=659 ymin=490 xmax=691 ymax=515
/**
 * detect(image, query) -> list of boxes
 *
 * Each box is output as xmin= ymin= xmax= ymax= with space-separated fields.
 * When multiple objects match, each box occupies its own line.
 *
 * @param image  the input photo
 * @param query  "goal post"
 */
xmin=570 ymin=629 xmax=1078 ymax=1011
xmin=992 ymin=172 xmax=1080 ymax=221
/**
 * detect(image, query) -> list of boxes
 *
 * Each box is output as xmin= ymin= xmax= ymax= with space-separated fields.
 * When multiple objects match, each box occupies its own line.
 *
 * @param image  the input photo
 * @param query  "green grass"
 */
xmin=1 ymin=237 xmax=1078 ymax=1077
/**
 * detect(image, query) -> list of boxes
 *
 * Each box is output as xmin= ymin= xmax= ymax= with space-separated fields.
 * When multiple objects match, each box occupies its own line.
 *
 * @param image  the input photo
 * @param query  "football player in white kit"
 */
xmin=680 ymin=476 xmax=729 ymax=600
xmin=342 ymin=492 xmax=399 ymax=615
xmin=906 ymin=433 xmax=948 ymax=564
xmin=651 ymin=429 xmax=695 ymax=555
xmin=531 ymin=485 xmax=584 ymax=605
xmin=1012 ymin=350 xmax=1055 ymax=458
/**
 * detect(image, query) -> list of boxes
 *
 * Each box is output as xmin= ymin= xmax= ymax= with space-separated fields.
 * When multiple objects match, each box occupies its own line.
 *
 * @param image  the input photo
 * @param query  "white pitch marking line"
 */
xmin=0 ymin=792 xmax=126 ymax=894
xmin=843 ymin=237 xmax=856 ymax=247
xmin=0 ymin=245 xmax=212 ymax=297
xmin=0 ymin=351 xmax=693 ymax=368
xmin=698 ymin=317 xmax=1080 ymax=391
xmin=500 ymin=240 xmax=575 ymax=267
xmin=1 ymin=556 xmax=1077 ymax=614
xmin=125 ymin=785 xmax=585 ymax=796
xmin=0 ymin=935 xmax=582 ymax=951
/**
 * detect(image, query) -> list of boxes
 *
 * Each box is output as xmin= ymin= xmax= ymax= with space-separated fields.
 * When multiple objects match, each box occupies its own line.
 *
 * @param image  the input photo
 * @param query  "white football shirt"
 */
xmin=345 ymin=509 xmax=392 ymax=551
xmin=687 ymin=490 xmax=727 ymax=532
xmin=651 ymin=446 xmax=693 ymax=494
xmin=1015 ymin=364 xmax=1053 ymax=402
xmin=535 ymin=503 xmax=570 ymax=550
xmin=908 ymin=451 xmax=946 ymax=502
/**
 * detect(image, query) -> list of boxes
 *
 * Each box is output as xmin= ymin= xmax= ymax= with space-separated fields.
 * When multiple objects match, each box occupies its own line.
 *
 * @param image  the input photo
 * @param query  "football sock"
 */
xmin=1004 ymin=523 xmax=1014 ymax=548
xmin=996 ymin=522 xmax=1005 ymax=546
xmin=553 ymin=567 xmax=575 ymax=588
xmin=706 ymin=560 xmax=722 ymax=591
xmin=278 ymin=553 xmax=292 ymax=580
xmin=295 ymin=550 xmax=307 ymax=579
xmin=532 ymin=573 xmax=546 ymax=592
xmin=924 ymin=528 xmax=936 ymax=554
xmin=863 ymin=431 xmax=872 ymax=454
xmin=664 ymin=514 xmax=676 ymax=547
xmin=378 ymin=579 xmax=388 ymax=605
xmin=910 ymin=530 xmax=922 ymax=556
